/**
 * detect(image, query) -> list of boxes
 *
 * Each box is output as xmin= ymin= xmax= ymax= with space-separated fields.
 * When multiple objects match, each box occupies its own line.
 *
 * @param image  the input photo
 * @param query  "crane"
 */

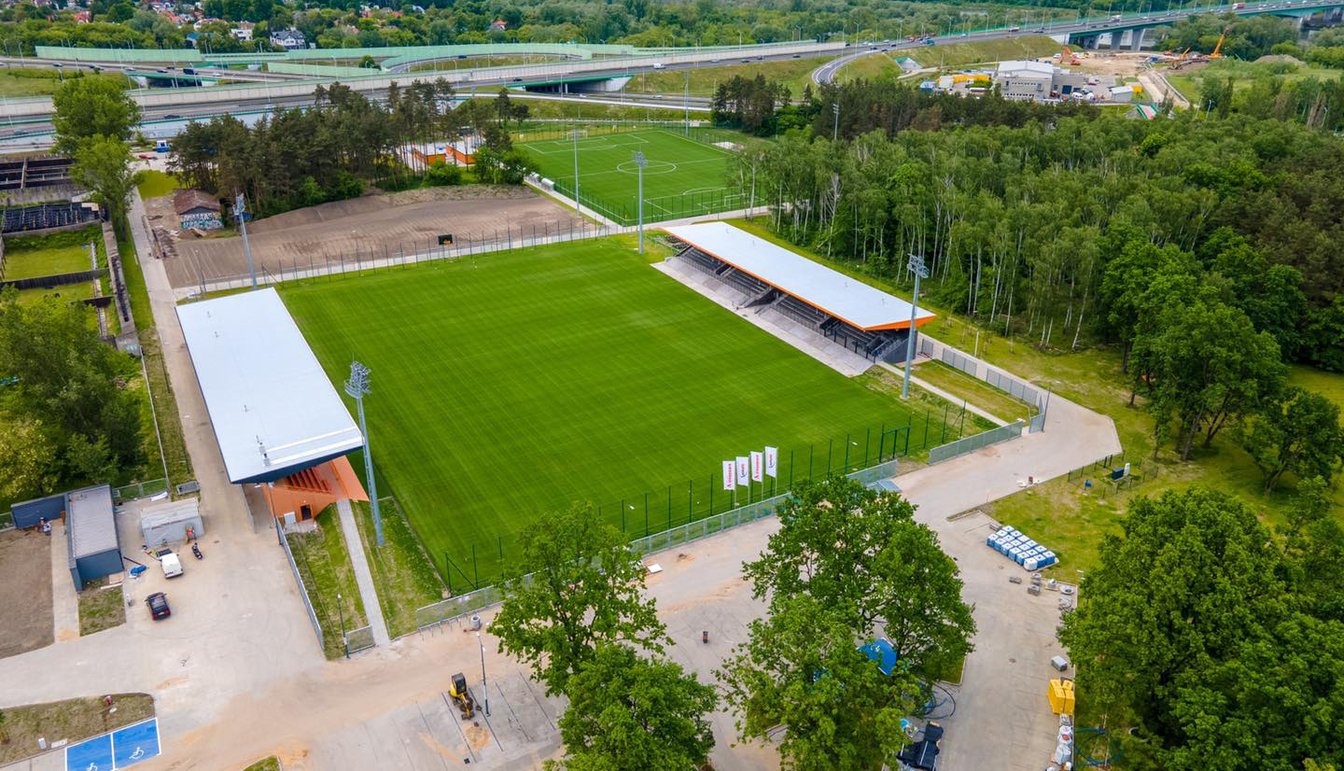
xmin=1210 ymin=27 xmax=1230 ymax=59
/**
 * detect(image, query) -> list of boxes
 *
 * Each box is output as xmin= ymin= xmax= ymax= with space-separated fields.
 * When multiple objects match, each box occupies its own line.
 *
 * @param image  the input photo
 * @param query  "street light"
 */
xmin=344 ymin=361 xmax=384 ymax=546
xmin=901 ymin=253 xmax=929 ymax=400
xmin=477 ymin=631 xmax=491 ymax=716
xmin=571 ymin=126 xmax=582 ymax=216
xmin=832 ymin=102 xmax=840 ymax=142
xmin=633 ymin=150 xmax=646 ymax=255
xmin=235 ymin=192 xmax=257 ymax=289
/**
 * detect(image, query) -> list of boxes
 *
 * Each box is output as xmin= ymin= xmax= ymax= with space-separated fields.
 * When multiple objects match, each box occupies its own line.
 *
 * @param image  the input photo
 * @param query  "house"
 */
xmin=229 ymin=22 xmax=254 ymax=42
xmin=488 ymin=19 xmax=507 ymax=32
xmin=269 ymin=27 xmax=307 ymax=49
xmin=174 ymin=189 xmax=223 ymax=231
xmin=72 ymin=10 xmax=91 ymax=22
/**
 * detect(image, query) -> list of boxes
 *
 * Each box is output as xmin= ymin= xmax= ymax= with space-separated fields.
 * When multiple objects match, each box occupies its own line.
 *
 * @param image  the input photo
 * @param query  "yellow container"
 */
xmin=1048 ymin=679 xmax=1076 ymax=716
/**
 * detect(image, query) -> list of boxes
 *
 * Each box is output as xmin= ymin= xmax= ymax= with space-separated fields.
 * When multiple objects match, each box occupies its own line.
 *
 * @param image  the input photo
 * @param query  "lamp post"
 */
xmin=477 ymin=631 xmax=491 ymax=716
xmin=337 ymin=592 xmax=348 ymax=659
xmin=235 ymin=192 xmax=257 ymax=289
xmin=901 ymin=253 xmax=929 ymax=400
xmin=344 ymin=361 xmax=384 ymax=546
xmin=633 ymin=150 xmax=646 ymax=254
xmin=571 ymin=126 xmax=581 ymax=216
xmin=832 ymin=102 xmax=840 ymax=142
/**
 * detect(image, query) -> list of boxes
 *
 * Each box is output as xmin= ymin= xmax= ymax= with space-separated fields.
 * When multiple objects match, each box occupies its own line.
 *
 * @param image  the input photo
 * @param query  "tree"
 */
xmin=70 ymin=136 xmax=137 ymax=228
xmin=1240 ymin=386 xmax=1344 ymax=490
xmin=51 ymin=76 xmax=141 ymax=156
xmin=490 ymin=503 xmax=667 ymax=695
xmin=1059 ymin=487 xmax=1344 ymax=769
xmin=1132 ymin=292 xmax=1285 ymax=460
xmin=742 ymin=476 xmax=975 ymax=675
xmin=718 ymin=595 xmax=917 ymax=771
xmin=549 ymin=644 xmax=716 ymax=771
xmin=0 ymin=417 xmax=59 ymax=504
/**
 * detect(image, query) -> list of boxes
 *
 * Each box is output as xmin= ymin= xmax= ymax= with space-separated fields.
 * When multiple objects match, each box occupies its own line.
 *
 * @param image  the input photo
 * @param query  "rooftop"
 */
xmin=173 ymin=189 xmax=220 ymax=215
xmin=997 ymin=59 xmax=1054 ymax=76
xmin=663 ymin=222 xmax=936 ymax=332
xmin=67 ymin=484 xmax=117 ymax=559
xmin=177 ymin=288 xmax=364 ymax=484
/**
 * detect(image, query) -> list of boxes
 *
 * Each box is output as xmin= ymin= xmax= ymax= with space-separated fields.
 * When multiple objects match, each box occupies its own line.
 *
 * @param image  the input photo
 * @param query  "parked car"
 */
xmin=146 ymin=592 xmax=171 ymax=620
xmin=156 ymin=547 xmax=183 ymax=578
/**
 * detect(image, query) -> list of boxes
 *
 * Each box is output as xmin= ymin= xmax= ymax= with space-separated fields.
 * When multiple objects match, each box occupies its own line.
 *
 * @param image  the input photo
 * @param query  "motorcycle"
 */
xmin=191 ymin=542 xmax=203 ymax=560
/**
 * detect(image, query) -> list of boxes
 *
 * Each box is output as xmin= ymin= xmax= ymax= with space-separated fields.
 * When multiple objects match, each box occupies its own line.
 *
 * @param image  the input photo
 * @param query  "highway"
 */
xmin=0 ymin=56 xmax=305 ymax=83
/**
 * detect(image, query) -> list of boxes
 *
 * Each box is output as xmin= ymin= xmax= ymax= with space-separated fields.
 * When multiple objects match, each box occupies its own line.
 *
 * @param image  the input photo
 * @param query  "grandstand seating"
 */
xmin=2 ymin=202 xmax=100 ymax=234
xmin=777 ymin=295 xmax=828 ymax=327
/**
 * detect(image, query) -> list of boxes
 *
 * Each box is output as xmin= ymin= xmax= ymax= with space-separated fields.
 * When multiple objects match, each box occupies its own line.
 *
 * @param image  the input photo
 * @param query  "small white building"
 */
xmin=1108 ymin=85 xmax=1134 ymax=103
xmin=270 ymin=27 xmax=307 ymax=50
xmin=229 ymin=22 xmax=254 ymax=41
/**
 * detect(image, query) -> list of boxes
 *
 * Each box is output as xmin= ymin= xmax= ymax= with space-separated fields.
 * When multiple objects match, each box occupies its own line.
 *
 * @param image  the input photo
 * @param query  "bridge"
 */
xmin=1063 ymin=0 xmax=1344 ymax=51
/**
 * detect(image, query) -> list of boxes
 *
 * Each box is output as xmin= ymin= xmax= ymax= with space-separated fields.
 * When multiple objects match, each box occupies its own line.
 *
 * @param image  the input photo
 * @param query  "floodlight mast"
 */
xmin=235 ymin=192 xmax=257 ymax=289
xmin=901 ymin=253 xmax=929 ymax=401
xmin=344 ymin=360 xmax=384 ymax=546
xmin=633 ymin=150 xmax=646 ymax=255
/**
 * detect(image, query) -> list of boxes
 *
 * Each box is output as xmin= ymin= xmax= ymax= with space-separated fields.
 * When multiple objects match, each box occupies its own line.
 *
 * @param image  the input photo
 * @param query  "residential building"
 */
xmin=995 ymin=60 xmax=1054 ymax=101
xmin=174 ymin=189 xmax=223 ymax=231
xmin=269 ymin=27 xmax=307 ymax=49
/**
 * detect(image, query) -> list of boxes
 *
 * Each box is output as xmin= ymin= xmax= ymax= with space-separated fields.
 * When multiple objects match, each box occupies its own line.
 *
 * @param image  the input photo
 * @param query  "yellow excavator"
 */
xmin=448 ymin=672 xmax=477 ymax=719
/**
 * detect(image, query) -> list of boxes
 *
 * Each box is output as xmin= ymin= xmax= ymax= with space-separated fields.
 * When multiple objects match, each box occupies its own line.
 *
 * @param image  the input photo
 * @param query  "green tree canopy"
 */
xmin=1240 ymin=386 xmax=1344 ymax=491
xmin=70 ymin=136 xmax=137 ymax=229
xmin=549 ymin=644 xmax=717 ymax=771
xmin=51 ymin=76 xmax=141 ymax=156
xmin=718 ymin=595 xmax=917 ymax=771
xmin=742 ymin=476 xmax=975 ymax=675
xmin=490 ymin=503 xmax=667 ymax=696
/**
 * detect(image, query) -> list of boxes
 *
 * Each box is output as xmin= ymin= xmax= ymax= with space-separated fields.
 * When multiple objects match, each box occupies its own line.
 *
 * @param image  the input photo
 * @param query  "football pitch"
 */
xmin=519 ymin=129 xmax=741 ymax=225
xmin=281 ymin=239 xmax=942 ymax=586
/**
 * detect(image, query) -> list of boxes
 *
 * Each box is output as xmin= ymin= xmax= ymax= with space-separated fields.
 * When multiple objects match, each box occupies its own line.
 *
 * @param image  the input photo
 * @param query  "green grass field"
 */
xmin=520 ymin=128 xmax=739 ymax=224
xmin=906 ymin=35 xmax=1063 ymax=70
xmin=2 ymin=243 xmax=93 ymax=280
xmin=622 ymin=57 xmax=824 ymax=99
xmin=136 ymin=169 xmax=180 ymax=200
xmin=281 ymin=238 xmax=944 ymax=587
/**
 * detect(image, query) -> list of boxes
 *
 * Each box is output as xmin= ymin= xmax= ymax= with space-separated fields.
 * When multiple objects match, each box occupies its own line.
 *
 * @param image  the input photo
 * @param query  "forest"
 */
xmin=170 ymin=81 xmax=531 ymax=217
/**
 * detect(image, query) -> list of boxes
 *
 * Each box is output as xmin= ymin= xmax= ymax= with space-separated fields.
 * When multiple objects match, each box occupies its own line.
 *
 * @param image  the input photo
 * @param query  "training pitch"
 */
xmin=281 ymin=239 xmax=936 ymax=584
xmin=519 ymin=129 xmax=740 ymax=224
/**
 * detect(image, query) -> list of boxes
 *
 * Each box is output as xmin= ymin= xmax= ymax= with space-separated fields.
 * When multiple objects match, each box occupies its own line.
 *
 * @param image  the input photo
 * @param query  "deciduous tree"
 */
xmin=51 ymin=76 xmax=141 ymax=156
xmin=1239 ymin=386 xmax=1344 ymax=490
xmin=491 ymin=503 xmax=666 ymax=695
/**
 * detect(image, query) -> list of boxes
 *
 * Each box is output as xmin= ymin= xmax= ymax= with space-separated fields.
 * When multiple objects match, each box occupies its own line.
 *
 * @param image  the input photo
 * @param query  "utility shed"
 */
xmin=140 ymin=497 xmax=204 ymax=548
xmin=66 ymin=485 xmax=121 ymax=590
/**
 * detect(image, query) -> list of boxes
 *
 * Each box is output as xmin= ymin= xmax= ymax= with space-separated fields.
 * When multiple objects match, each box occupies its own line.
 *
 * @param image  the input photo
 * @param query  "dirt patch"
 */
xmin=77 ymin=578 xmax=126 ymax=636
xmin=149 ymin=186 xmax=585 ymax=288
xmin=0 ymin=528 xmax=54 ymax=659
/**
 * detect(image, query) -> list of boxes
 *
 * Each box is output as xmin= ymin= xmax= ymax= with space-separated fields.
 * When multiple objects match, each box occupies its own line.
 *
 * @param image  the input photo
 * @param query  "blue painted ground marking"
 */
xmin=65 ymin=733 xmax=113 ymax=771
xmin=111 ymin=718 xmax=160 ymax=768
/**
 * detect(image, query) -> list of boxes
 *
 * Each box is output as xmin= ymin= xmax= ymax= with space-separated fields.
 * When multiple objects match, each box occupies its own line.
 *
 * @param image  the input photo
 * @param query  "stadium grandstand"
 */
xmin=663 ymin=222 xmax=935 ymax=365
xmin=177 ymin=288 xmax=369 ymax=525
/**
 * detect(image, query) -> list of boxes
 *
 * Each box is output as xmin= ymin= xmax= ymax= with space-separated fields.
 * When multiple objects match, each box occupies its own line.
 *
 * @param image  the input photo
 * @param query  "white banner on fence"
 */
xmin=764 ymin=446 xmax=778 ymax=478
xmin=750 ymin=451 xmax=764 ymax=482
xmin=736 ymin=456 xmax=750 ymax=486
xmin=722 ymin=460 xmax=737 ymax=490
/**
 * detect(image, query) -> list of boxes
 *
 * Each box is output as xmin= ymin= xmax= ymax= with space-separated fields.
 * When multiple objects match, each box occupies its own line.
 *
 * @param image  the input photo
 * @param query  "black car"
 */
xmin=146 ymin=592 xmax=171 ymax=620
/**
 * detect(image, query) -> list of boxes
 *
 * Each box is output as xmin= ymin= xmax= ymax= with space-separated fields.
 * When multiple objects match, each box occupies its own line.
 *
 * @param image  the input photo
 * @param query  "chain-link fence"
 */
xmin=918 ymin=335 xmax=1050 ymax=431
xmin=436 ymin=409 xmax=967 ymax=594
xmin=928 ymin=420 xmax=1026 ymax=465
xmin=414 ymin=457 xmax=906 ymax=632
xmin=112 ymin=478 xmax=169 ymax=503
xmin=346 ymin=624 xmax=376 ymax=654
xmin=275 ymin=518 xmax=324 ymax=651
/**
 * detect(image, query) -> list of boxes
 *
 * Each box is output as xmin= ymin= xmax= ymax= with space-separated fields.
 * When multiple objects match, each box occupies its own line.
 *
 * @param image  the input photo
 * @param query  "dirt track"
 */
xmin=145 ymin=186 xmax=585 ymax=288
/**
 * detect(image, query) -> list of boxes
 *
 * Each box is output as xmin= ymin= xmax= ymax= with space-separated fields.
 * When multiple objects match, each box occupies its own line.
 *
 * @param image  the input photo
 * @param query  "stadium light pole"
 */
xmin=235 ymin=192 xmax=257 ymax=289
xmin=633 ymin=150 xmax=646 ymax=255
xmin=901 ymin=253 xmax=929 ymax=401
xmin=571 ymin=127 xmax=581 ymax=216
xmin=345 ymin=361 xmax=384 ymax=546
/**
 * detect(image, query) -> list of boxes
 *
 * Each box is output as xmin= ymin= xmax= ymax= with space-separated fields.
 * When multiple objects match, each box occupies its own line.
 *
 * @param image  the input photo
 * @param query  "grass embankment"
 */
xmin=906 ymin=35 xmax=1062 ymax=70
xmin=512 ymin=97 xmax=709 ymax=123
xmin=1165 ymin=57 xmax=1341 ymax=103
xmin=135 ymin=170 xmax=180 ymax=200
xmin=913 ymin=360 xmax=1038 ymax=424
xmin=243 ymin=758 xmax=282 ymax=771
xmin=282 ymin=237 xmax=954 ymax=587
xmin=724 ymin=217 xmax=1344 ymax=575
xmin=0 ymin=694 xmax=154 ymax=765
xmin=2 ymin=244 xmax=92 ymax=280
xmin=409 ymin=54 xmax=567 ymax=72
xmin=119 ymin=234 xmax=193 ymax=486
xmin=622 ymin=56 xmax=824 ymax=99
xmin=77 ymin=579 xmax=126 ymax=636
xmin=351 ymin=499 xmax=446 ymax=637
xmin=286 ymin=506 xmax=368 ymax=659
xmin=0 ymin=68 xmax=128 ymax=97
xmin=837 ymin=52 xmax=907 ymax=83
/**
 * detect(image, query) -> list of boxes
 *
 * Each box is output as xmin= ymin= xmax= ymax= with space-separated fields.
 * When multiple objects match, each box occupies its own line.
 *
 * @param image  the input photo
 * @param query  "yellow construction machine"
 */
xmin=448 ymin=672 xmax=477 ymax=719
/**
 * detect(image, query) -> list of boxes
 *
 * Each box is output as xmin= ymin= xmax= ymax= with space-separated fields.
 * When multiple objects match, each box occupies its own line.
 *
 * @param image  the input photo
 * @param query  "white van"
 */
xmin=652 ymin=62 xmax=665 ymax=70
xmin=160 ymin=551 xmax=183 ymax=578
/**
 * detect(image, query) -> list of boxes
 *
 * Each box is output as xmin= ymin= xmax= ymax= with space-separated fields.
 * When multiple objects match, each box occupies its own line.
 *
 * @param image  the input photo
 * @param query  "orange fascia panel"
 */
xmin=674 ymin=235 xmax=936 ymax=332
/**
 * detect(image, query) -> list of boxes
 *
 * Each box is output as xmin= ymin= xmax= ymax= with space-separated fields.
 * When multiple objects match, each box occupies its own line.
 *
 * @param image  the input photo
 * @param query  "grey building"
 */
xmin=140 ymin=498 xmax=204 ymax=548
xmin=996 ymin=60 xmax=1054 ymax=101
xmin=66 ymin=485 xmax=121 ymax=591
